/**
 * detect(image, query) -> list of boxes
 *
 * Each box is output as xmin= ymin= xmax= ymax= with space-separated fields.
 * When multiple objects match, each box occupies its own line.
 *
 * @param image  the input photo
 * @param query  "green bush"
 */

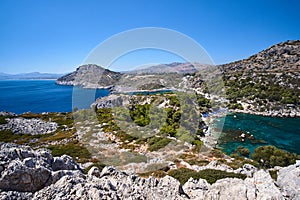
xmin=251 ymin=145 xmax=300 ymax=168
xmin=168 ymin=168 xmax=246 ymax=185
xmin=236 ymin=146 xmax=250 ymax=157
xmin=0 ymin=116 xmax=7 ymax=124
xmin=147 ymin=137 xmax=172 ymax=151
xmin=96 ymin=108 xmax=113 ymax=124
xmin=115 ymin=131 xmax=137 ymax=142
xmin=191 ymin=138 xmax=203 ymax=152
xmin=228 ymin=103 xmax=244 ymax=110
xmin=48 ymin=140 xmax=92 ymax=163
xmin=129 ymin=104 xmax=150 ymax=126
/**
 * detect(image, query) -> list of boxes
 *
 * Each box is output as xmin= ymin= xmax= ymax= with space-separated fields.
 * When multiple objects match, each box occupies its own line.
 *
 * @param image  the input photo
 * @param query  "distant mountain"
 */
xmin=0 ymin=72 xmax=64 ymax=80
xmin=56 ymin=64 xmax=122 ymax=88
xmin=125 ymin=62 xmax=208 ymax=74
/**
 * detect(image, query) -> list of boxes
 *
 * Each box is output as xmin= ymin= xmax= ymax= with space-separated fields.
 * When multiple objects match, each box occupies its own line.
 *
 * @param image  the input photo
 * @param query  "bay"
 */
xmin=212 ymin=113 xmax=300 ymax=155
xmin=0 ymin=80 xmax=109 ymax=114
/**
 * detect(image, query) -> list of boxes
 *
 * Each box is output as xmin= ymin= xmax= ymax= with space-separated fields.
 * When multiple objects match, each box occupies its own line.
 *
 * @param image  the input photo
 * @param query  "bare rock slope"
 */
xmin=1 ymin=143 xmax=299 ymax=199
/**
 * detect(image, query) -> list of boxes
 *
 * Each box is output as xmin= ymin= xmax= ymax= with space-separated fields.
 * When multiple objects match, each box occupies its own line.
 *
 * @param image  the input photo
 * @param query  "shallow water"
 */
xmin=212 ymin=113 xmax=300 ymax=155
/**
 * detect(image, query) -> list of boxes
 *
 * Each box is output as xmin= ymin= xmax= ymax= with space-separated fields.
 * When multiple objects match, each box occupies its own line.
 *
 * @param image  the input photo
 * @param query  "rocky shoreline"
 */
xmin=0 ymin=142 xmax=299 ymax=199
xmin=231 ymin=108 xmax=300 ymax=118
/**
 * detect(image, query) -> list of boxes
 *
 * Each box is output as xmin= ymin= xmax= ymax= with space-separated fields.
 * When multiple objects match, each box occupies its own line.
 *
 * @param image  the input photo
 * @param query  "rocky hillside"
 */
xmin=56 ymin=63 xmax=204 ymax=91
xmin=219 ymin=40 xmax=300 ymax=73
xmin=189 ymin=40 xmax=300 ymax=117
xmin=126 ymin=62 xmax=208 ymax=74
xmin=56 ymin=64 xmax=122 ymax=88
xmin=1 ymin=142 xmax=299 ymax=199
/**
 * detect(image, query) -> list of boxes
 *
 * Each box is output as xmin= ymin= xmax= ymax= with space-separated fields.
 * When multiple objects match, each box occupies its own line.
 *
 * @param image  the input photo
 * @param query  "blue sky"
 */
xmin=0 ymin=0 xmax=299 ymax=73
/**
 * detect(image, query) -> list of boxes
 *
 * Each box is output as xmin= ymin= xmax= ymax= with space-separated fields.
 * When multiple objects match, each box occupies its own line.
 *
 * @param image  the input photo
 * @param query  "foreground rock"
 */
xmin=0 ymin=143 xmax=81 ymax=193
xmin=277 ymin=160 xmax=300 ymax=199
xmin=0 ymin=143 xmax=299 ymax=199
xmin=0 ymin=118 xmax=57 ymax=135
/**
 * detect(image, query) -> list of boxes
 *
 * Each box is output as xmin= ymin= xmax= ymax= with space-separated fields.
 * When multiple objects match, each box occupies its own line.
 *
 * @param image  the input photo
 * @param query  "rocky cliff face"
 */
xmin=56 ymin=64 xmax=122 ymax=88
xmin=1 ymin=143 xmax=299 ymax=199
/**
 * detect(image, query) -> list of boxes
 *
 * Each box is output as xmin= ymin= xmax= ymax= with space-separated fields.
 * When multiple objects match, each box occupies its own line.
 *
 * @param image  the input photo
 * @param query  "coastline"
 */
xmin=230 ymin=108 xmax=300 ymax=118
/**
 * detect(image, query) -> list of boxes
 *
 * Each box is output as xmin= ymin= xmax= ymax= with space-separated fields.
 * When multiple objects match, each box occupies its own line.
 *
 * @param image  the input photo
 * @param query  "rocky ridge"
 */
xmin=219 ymin=40 xmax=300 ymax=73
xmin=0 ymin=143 xmax=299 ymax=199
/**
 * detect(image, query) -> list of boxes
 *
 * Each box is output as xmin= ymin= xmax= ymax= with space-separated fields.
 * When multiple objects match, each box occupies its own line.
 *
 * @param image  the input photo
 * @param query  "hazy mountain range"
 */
xmin=0 ymin=72 xmax=64 ymax=80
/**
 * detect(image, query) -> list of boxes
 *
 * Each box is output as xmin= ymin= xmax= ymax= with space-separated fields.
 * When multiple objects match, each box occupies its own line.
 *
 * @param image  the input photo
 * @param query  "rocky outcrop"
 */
xmin=56 ymin=64 xmax=122 ymax=88
xmin=0 ymin=118 xmax=57 ymax=135
xmin=277 ymin=160 xmax=300 ymax=200
xmin=33 ymin=168 xmax=187 ymax=200
xmin=0 ymin=112 xmax=16 ymax=117
xmin=183 ymin=170 xmax=283 ymax=200
xmin=0 ymin=143 xmax=81 ymax=193
xmin=91 ymin=94 xmax=124 ymax=109
xmin=0 ymin=143 xmax=299 ymax=199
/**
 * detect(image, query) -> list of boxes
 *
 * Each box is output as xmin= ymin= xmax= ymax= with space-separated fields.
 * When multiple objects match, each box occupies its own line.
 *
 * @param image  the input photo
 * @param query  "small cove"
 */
xmin=212 ymin=113 xmax=300 ymax=155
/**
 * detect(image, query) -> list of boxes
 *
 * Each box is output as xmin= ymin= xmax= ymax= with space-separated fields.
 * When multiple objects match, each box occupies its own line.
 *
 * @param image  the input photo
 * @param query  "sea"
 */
xmin=0 ymin=80 xmax=299 ymax=155
xmin=212 ymin=113 xmax=300 ymax=155
xmin=0 ymin=80 xmax=109 ymax=114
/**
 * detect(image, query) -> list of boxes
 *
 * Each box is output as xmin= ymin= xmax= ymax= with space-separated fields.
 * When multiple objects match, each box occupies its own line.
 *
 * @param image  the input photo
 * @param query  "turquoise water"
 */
xmin=213 ymin=113 xmax=300 ymax=155
xmin=0 ymin=80 xmax=109 ymax=114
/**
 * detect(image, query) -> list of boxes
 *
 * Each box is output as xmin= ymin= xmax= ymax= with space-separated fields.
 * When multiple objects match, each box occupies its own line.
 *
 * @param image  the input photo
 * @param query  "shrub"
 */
xmin=168 ymin=168 xmax=246 ymax=185
xmin=115 ymin=131 xmax=137 ymax=142
xmin=129 ymin=104 xmax=150 ymax=126
xmin=0 ymin=116 xmax=7 ymax=124
xmin=48 ymin=140 xmax=92 ymax=163
xmin=147 ymin=137 xmax=172 ymax=151
xmin=236 ymin=146 xmax=250 ymax=157
xmin=228 ymin=103 xmax=243 ymax=110
xmin=251 ymin=145 xmax=300 ymax=168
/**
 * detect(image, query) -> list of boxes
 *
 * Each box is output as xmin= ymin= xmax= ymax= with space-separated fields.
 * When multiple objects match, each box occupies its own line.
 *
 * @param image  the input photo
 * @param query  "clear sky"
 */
xmin=0 ymin=0 xmax=299 ymax=73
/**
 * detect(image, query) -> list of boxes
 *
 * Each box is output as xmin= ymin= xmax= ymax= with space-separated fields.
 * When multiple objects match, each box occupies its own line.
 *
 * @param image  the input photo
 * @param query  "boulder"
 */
xmin=0 ymin=143 xmax=81 ymax=193
xmin=52 ymin=155 xmax=81 ymax=171
xmin=277 ymin=160 xmax=300 ymax=200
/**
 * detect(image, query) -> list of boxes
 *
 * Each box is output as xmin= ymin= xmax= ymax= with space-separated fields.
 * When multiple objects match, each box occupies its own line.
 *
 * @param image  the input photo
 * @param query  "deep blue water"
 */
xmin=0 ymin=80 xmax=109 ymax=114
xmin=213 ymin=113 xmax=300 ymax=155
